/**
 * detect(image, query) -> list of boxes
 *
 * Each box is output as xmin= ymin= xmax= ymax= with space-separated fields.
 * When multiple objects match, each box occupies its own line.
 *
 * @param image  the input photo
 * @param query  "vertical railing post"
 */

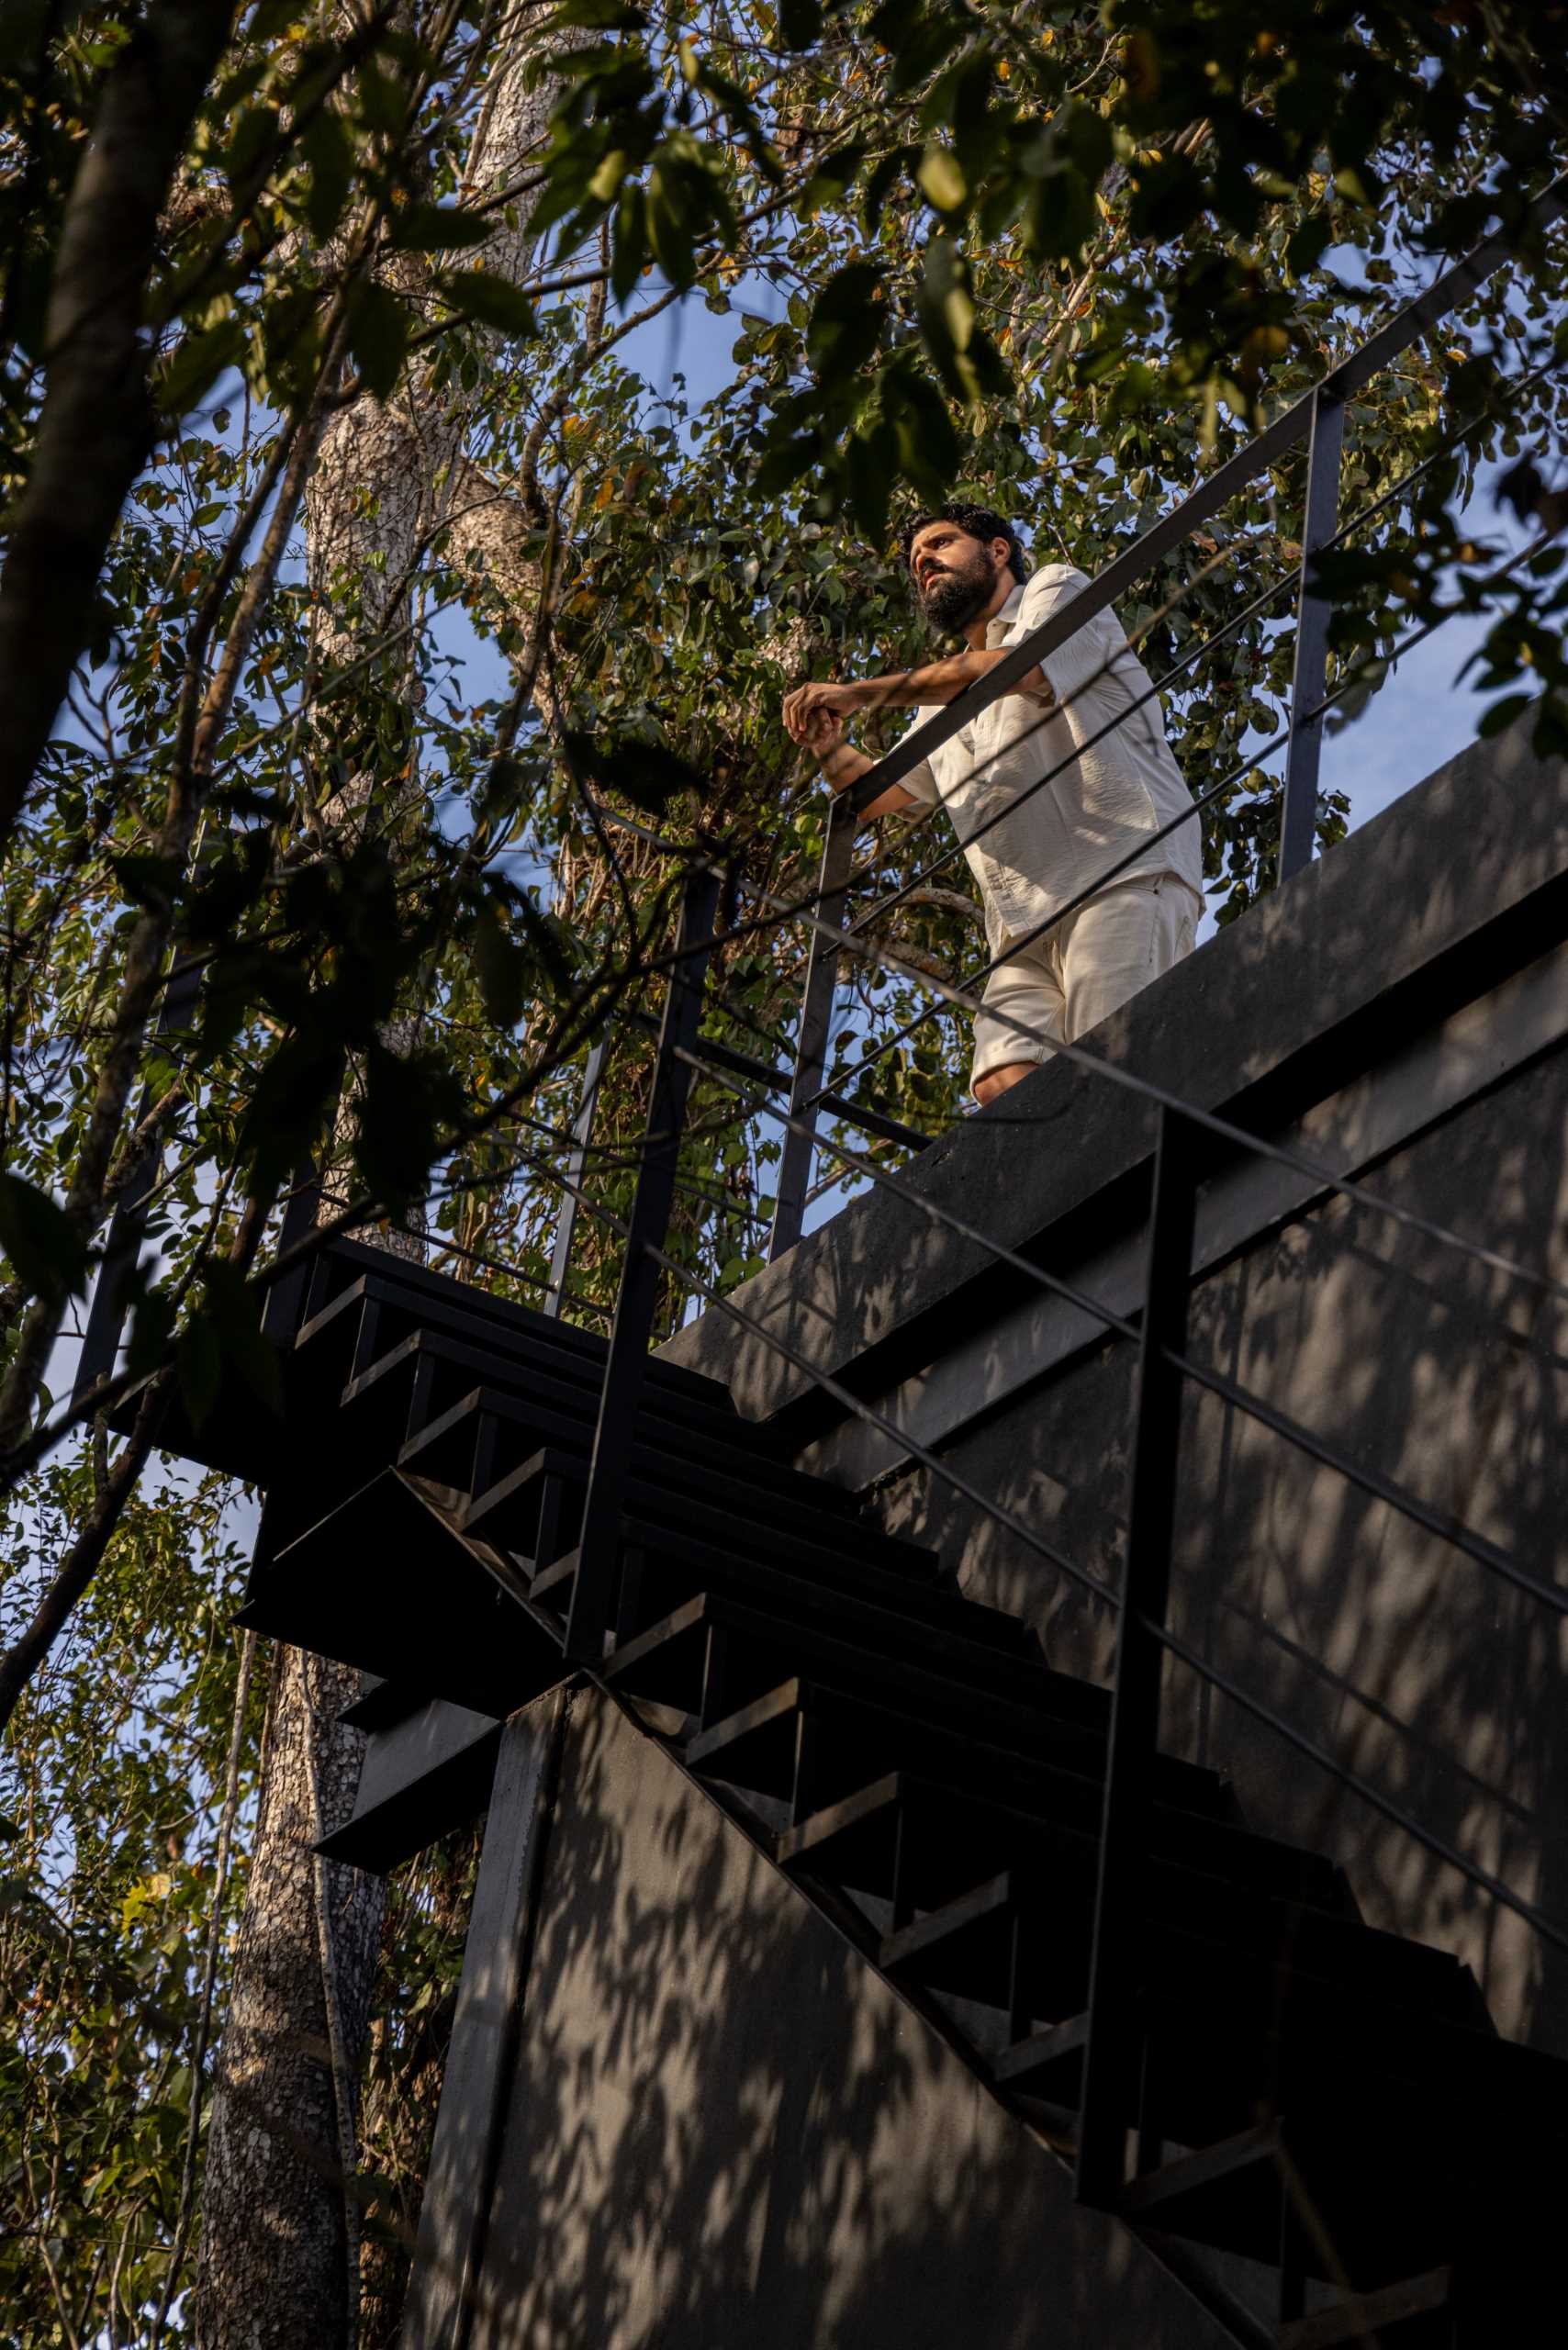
xmin=768 ymin=792 xmax=856 ymax=1261
xmin=542 ymin=1032 xmax=609 ymax=1319
xmin=1276 ymin=385 xmax=1346 ymax=885
xmin=1076 ymin=1103 xmax=1202 ymax=2209
xmin=72 ymin=949 xmax=204 ymax=1411
xmin=259 ymin=1155 xmax=333 ymax=1346
xmin=564 ymin=866 xmax=722 ymax=1665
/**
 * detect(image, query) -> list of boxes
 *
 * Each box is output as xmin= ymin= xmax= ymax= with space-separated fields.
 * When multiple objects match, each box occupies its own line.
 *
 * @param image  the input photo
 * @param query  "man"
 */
xmin=782 ymin=503 xmax=1204 ymax=1104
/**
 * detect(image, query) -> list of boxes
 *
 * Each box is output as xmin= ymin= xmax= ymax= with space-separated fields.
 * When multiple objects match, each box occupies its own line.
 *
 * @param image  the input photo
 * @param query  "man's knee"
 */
xmin=974 ymin=1060 xmax=1036 ymax=1106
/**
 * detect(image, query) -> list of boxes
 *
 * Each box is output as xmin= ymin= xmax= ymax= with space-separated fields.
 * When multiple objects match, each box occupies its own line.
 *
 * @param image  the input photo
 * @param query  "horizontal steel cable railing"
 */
xmin=780 ymin=414 xmax=1568 ymax=1187
xmin=492 ymin=1107 xmax=1568 ymax=1978
xmin=677 ymin=1044 xmax=1568 ymax=1623
xmin=835 ymin=332 xmax=1568 ymax=972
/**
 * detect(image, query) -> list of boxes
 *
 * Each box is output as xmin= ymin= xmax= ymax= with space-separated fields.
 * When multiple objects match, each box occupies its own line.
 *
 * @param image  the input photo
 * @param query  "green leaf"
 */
xmin=349 ymin=281 xmax=411 ymax=402
xmin=807 ymin=259 xmax=886 ymax=383
xmin=175 ymin=1308 xmax=224 ymax=1432
xmin=299 ymin=109 xmax=353 ymax=246
xmin=610 ymin=184 xmax=647 ymax=305
xmin=0 ymin=1172 xmax=88 ymax=1302
xmin=200 ymin=1264 xmax=282 ymax=1416
xmin=1286 ymin=215 xmax=1335 ymax=277
xmin=387 ymin=202 xmax=494 ymax=252
xmin=1477 ymin=691 xmax=1534 ymax=738
xmin=778 ymin=0 xmax=823 ymax=46
xmin=472 ymin=897 xmax=531 ymax=1030
xmin=108 ymin=852 xmax=182 ymax=912
xmin=562 ymin=728 xmax=706 ymax=814
xmin=224 ymin=105 xmax=280 ymax=194
xmin=156 ymin=318 xmax=247 ymax=417
xmin=918 ymin=146 xmax=966 ymax=214
xmin=553 ymin=0 xmax=645 ymax=23
xmin=437 ymin=269 xmax=539 ymax=340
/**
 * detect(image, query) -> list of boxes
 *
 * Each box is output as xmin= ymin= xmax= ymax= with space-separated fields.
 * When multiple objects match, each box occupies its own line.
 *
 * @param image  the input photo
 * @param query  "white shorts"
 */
xmin=971 ymin=874 xmax=1201 ymax=1095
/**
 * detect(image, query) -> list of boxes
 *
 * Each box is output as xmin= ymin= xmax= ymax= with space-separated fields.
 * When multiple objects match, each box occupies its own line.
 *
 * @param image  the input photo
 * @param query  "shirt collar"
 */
xmin=984 ymin=582 xmax=1025 ymax=647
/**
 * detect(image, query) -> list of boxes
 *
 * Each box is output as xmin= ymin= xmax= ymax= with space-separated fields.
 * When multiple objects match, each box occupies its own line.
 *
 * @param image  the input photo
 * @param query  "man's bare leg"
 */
xmin=974 ymin=1061 xmax=1036 ymax=1106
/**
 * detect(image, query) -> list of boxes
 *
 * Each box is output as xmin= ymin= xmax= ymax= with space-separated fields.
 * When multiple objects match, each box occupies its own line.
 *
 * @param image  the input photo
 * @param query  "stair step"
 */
xmin=684 ymin=1673 xmax=1227 ymax=1826
xmin=994 ymin=1974 xmax=1568 ymax=2184
xmin=536 ymin=1540 xmax=1047 ymax=1696
xmin=455 ymin=1438 xmax=938 ymax=1588
xmin=884 ymin=1866 xmax=1476 ymax=2043
xmin=992 ymin=2016 xmax=1087 ymax=2105
xmin=533 ymin=1519 xmax=1029 ymax=1661
xmin=1278 ymin=2267 xmax=1453 ymax=2350
xmin=779 ymin=1771 xmax=1352 ymax=1930
xmin=1126 ymin=2118 xmax=1462 ymax=2284
xmin=607 ymin=1591 xmax=1136 ymax=1762
xmin=236 ymin=1468 xmax=566 ymax=1716
xmin=373 ymin=1351 xmax=857 ymax=1522
xmin=297 ymin=1243 xmax=732 ymax=1412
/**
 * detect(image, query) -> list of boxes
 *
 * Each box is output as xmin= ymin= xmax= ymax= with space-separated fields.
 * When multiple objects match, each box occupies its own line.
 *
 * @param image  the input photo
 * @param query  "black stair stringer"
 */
xmin=195 ymin=1242 xmax=1562 ymax=2350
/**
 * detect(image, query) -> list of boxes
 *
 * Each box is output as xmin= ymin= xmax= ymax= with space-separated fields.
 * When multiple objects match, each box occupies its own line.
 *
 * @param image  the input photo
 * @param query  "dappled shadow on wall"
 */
xmin=462 ymin=1691 xmax=1215 ymax=2350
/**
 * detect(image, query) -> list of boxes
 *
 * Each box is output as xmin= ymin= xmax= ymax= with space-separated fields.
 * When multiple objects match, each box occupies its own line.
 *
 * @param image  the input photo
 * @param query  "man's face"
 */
xmin=909 ymin=523 xmax=1005 ymax=633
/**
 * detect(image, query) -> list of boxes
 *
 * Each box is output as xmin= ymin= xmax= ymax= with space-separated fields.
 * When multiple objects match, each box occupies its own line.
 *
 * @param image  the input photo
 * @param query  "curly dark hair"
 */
xmin=899 ymin=503 xmax=1028 ymax=584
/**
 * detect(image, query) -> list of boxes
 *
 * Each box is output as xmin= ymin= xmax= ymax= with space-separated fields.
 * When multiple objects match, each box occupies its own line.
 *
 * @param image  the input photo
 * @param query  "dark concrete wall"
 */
xmin=454 ymin=1689 xmax=1235 ymax=2350
xmin=660 ymin=717 xmax=1568 ymax=2050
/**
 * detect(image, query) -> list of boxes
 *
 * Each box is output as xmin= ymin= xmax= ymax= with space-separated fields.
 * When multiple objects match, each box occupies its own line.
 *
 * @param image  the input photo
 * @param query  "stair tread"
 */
xmin=882 ymin=1863 xmax=1473 ymax=2017
xmin=780 ymin=1770 xmax=1350 ymax=1922
xmin=991 ymin=1981 xmax=1568 ymax=2151
xmin=322 ymin=1307 xmax=758 ymax=1461
xmin=686 ymin=1672 xmax=1226 ymax=1820
xmin=1278 ymin=2269 xmax=1452 ymax=2350
xmin=610 ymin=1591 xmax=1138 ymax=1758
xmin=239 ymin=1467 xmax=565 ymax=1716
xmin=298 ymin=1248 xmax=730 ymax=1408
xmin=1114 ymin=2116 xmax=1440 ymax=2277
xmin=537 ymin=1525 xmax=1031 ymax=1660
xmin=459 ymin=1436 xmax=939 ymax=1582
xmin=370 ymin=1351 xmax=854 ymax=1518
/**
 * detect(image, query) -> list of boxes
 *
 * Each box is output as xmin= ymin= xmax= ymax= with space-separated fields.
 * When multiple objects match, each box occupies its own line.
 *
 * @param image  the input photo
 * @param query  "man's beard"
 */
xmin=919 ymin=548 xmax=999 ymax=634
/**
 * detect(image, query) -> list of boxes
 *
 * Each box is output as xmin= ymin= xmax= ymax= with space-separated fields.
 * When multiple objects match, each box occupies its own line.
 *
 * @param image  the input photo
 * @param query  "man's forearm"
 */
xmin=856 ymin=644 xmax=1047 ymax=708
xmin=815 ymin=735 xmax=915 ymax=821
xmin=821 ymin=740 xmax=874 ymax=794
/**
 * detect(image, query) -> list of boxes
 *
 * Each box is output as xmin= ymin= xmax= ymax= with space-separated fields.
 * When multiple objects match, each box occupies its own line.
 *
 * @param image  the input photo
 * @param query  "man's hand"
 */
xmin=783 ymin=677 xmax=867 ymax=745
xmin=782 ymin=673 xmax=918 ymax=819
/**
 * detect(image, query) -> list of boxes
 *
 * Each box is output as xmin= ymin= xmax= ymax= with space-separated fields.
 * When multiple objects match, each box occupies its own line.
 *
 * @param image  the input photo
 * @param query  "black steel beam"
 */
xmin=543 ymin=1033 xmax=609 ymax=1319
xmin=1076 ymin=1104 xmax=1203 ymax=2208
xmin=1277 ymin=387 xmax=1346 ymax=883
xmin=771 ymin=795 xmax=856 ymax=1259
xmin=565 ymin=869 xmax=721 ymax=1664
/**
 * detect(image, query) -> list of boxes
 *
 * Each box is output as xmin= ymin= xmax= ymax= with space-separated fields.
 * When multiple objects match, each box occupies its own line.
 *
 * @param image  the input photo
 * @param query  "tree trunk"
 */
xmin=195 ymin=1649 xmax=384 ymax=2349
xmin=196 ymin=20 xmax=567 ymax=2345
xmin=0 ymin=0 xmax=241 ymax=862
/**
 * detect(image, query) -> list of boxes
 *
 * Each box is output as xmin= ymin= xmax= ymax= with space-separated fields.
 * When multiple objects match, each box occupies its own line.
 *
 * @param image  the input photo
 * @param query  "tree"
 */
xmin=2 ymin=3 xmax=1566 ymax=2340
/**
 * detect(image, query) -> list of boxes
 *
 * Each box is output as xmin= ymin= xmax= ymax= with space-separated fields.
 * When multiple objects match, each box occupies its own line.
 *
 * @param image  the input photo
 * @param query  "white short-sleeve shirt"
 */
xmin=898 ymin=567 xmax=1204 ymax=956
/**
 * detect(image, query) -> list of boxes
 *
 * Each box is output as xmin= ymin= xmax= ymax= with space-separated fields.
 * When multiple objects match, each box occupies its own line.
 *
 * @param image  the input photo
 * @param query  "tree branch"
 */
xmin=0 ymin=0 xmax=242 ymax=866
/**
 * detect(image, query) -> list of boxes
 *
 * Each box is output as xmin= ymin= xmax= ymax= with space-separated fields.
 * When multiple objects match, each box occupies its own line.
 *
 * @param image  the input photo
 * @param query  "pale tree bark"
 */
xmin=196 ymin=17 xmax=571 ymax=2345
xmin=195 ymin=1648 xmax=384 ymax=2350
xmin=0 ymin=0 xmax=241 ymax=863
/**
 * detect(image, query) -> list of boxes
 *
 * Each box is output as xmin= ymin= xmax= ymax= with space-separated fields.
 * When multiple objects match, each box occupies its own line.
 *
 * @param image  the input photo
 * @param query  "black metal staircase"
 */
xmin=160 ymin=1230 xmax=1562 ymax=2350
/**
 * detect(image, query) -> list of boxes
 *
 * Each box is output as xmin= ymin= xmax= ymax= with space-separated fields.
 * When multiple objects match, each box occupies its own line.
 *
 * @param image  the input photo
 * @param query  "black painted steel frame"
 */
xmin=1076 ymin=1107 xmax=1204 ymax=2209
xmin=564 ymin=867 xmax=721 ymax=1665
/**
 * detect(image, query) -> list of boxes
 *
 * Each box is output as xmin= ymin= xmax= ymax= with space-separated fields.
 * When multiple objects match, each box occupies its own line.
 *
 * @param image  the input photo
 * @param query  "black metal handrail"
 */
xmin=500 ymin=1102 xmax=1568 ymax=1982
xmin=847 ymin=173 xmax=1568 ymax=825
